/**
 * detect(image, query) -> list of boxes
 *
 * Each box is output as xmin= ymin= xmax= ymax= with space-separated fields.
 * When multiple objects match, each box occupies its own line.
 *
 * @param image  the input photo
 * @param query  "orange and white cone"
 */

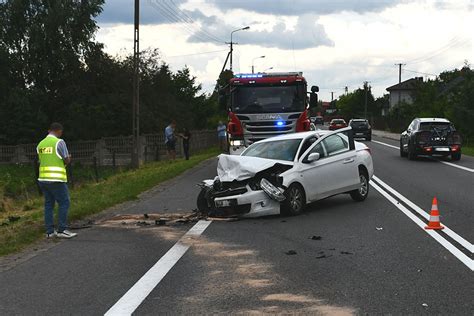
xmin=425 ymin=197 xmax=444 ymax=230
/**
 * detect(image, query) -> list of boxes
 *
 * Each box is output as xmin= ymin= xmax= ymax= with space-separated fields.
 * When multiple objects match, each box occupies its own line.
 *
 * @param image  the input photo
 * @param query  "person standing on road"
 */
xmin=217 ymin=121 xmax=227 ymax=151
xmin=37 ymin=123 xmax=77 ymax=239
xmin=165 ymin=120 xmax=177 ymax=160
xmin=180 ymin=127 xmax=191 ymax=160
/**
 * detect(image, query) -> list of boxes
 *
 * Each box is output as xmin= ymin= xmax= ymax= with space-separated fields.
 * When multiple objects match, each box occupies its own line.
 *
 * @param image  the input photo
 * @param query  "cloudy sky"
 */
xmin=95 ymin=0 xmax=473 ymax=101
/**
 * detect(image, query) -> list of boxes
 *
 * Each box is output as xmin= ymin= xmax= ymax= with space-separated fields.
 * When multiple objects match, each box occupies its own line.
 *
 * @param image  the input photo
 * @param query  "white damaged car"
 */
xmin=197 ymin=127 xmax=374 ymax=217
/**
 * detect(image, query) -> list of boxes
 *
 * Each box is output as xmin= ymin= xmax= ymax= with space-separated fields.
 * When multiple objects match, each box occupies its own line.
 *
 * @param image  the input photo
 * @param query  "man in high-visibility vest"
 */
xmin=37 ymin=123 xmax=77 ymax=239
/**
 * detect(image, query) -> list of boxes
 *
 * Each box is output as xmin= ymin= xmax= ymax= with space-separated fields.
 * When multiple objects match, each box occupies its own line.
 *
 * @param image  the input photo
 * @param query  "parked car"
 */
xmin=329 ymin=119 xmax=347 ymax=130
xmin=197 ymin=128 xmax=374 ymax=217
xmin=349 ymin=119 xmax=372 ymax=141
xmin=400 ymin=118 xmax=462 ymax=161
xmin=314 ymin=116 xmax=324 ymax=125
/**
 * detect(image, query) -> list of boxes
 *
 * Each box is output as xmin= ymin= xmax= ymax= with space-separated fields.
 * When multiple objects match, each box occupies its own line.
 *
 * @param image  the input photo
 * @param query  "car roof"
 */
xmin=350 ymin=119 xmax=367 ymax=121
xmin=417 ymin=118 xmax=450 ymax=123
xmin=256 ymin=130 xmax=331 ymax=143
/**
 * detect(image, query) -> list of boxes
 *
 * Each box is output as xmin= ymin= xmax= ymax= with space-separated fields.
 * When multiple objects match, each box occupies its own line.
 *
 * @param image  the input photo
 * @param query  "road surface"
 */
xmin=1 ymin=135 xmax=473 ymax=315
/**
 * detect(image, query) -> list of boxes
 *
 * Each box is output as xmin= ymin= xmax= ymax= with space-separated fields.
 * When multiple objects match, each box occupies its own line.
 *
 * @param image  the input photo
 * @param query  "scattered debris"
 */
xmin=285 ymin=250 xmax=297 ymax=255
xmin=143 ymin=213 xmax=149 ymax=219
xmin=417 ymin=269 xmax=423 ymax=273
xmin=8 ymin=216 xmax=21 ymax=223
xmin=316 ymin=254 xmax=332 ymax=259
xmin=281 ymin=220 xmax=287 ymax=223
xmin=422 ymin=303 xmax=428 ymax=308
xmin=70 ymin=220 xmax=94 ymax=230
xmin=136 ymin=221 xmax=151 ymax=226
xmin=340 ymin=251 xmax=353 ymax=255
xmin=309 ymin=235 xmax=322 ymax=240
xmin=376 ymin=227 xmax=383 ymax=231
xmin=155 ymin=219 xmax=167 ymax=226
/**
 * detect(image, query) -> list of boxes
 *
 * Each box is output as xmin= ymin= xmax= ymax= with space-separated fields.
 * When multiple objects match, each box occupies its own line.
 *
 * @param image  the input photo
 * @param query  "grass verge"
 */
xmin=462 ymin=145 xmax=474 ymax=157
xmin=0 ymin=148 xmax=219 ymax=256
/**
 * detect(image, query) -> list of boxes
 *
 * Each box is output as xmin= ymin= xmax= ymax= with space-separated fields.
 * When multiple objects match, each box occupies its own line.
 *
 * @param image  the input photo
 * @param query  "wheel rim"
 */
xmin=289 ymin=187 xmax=303 ymax=211
xmin=359 ymin=174 xmax=368 ymax=196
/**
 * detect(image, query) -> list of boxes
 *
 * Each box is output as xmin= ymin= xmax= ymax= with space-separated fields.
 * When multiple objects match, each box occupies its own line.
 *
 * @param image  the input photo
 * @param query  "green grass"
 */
xmin=0 ymin=148 xmax=219 ymax=256
xmin=462 ymin=145 xmax=474 ymax=157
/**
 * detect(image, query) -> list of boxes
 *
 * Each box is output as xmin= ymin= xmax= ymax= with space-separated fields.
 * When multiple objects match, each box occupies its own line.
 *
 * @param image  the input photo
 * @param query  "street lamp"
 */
xmin=262 ymin=67 xmax=273 ymax=73
xmin=229 ymin=26 xmax=250 ymax=72
xmin=251 ymin=55 xmax=265 ymax=74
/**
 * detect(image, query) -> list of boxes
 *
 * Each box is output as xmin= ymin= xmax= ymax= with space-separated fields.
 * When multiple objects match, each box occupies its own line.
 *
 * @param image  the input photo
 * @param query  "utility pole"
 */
xmin=344 ymin=86 xmax=348 ymax=94
xmin=330 ymin=91 xmax=334 ymax=101
xmin=131 ymin=0 xmax=140 ymax=169
xmin=364 ymin=81 xmax=368 ymax=119
xmin=395 ymin=63 xmax=405 ymax=83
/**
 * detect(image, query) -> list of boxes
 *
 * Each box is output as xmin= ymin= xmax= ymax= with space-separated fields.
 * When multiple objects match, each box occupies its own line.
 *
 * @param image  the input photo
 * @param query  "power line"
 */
xmin=405 ymin=37 xmax=470 ymax=65
xmin=147 ymin=1 xmax=225 ymax=45
xmin=166 ymin=49 xmax=228 ymax=58
xmin=403 ymin=69 xmax=437 ymax=77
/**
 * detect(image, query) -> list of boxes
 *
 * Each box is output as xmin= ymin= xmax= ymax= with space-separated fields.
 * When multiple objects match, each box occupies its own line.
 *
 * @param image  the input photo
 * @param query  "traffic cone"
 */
xmin=425 ymin=197 xmax=444 ymax=230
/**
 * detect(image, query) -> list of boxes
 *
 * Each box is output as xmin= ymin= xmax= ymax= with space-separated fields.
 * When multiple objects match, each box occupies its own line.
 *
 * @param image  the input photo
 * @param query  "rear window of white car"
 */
xmin=242 ymin=139 xmax=302 ymax=161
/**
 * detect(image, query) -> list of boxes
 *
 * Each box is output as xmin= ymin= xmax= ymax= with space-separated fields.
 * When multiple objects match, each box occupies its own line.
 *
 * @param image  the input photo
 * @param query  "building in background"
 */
xmin=385 ymin=77 xmax=423 ymax=115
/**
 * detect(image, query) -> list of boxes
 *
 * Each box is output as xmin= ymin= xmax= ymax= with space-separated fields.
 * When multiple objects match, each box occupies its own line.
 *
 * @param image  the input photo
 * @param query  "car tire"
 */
xmin=281 ymin=183 xmax=306 ymax=216
xmin=197 ymin=187 xmax=211 ymax=213
xmin=400 ymin=141 xmax=407 ymax=157
xmin=350 ymin=169 xmax=369 ymax=202
xmin=366 ymin=135 xmax=371 ymax=141
xmin=451 ymin=152 xmax=461 ymax=161
xmin=407 ymin=142 xmax=417 ymax=160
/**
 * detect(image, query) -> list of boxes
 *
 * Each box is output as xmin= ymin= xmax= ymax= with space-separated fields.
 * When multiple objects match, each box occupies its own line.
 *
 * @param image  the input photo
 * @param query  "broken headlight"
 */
xmin=260 ymin=178 xmax=286 ymax=202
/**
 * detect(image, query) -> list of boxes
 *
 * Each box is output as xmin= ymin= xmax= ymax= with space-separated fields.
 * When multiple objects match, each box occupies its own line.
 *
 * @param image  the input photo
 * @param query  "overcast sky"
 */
xmin=96 ymin=0 xmax=473 ymax=101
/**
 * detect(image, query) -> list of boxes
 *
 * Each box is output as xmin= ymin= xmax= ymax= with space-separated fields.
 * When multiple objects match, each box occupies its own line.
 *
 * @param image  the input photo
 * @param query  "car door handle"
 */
xmin=343 ymin=158 xmax=354 ymax=164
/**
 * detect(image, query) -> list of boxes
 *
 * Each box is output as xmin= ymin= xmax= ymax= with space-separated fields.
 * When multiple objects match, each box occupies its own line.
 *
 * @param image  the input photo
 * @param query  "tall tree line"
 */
xmin=0 ymin=0 xmax=222 ymax=145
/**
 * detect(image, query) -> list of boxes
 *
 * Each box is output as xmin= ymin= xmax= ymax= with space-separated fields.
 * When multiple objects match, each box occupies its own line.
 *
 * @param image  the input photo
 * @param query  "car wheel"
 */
xmin=407 ymin=142 xmax=417 ymax=160
xmin=350 ymin=169 xmax=369 ymax=202
xmin=197 ymin=187 xmax=211 ymax=213
xmin=400 ymin=141 xmax=407 ymax=157
xmin=281 ymin=183 xmax=306 ymax=216
xmin=366 ymin=135 xmax=371 ymax=141
xmin=451 ymin=152 xmax=461 ymax=161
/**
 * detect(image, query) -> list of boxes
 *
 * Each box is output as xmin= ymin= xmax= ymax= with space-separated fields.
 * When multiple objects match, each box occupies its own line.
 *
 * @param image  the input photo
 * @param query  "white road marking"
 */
xmin=372 ymin=140 xmax=399 ymax=150
xmin=104 ymin=220 xmax=212 ymax=316
xmin=373 ymin=176 xmax=473 ymax=253
xmin=372 ymin=140 xmax=474 ymax=173
xmin=371 ymin=181 xmax=473 ymax=271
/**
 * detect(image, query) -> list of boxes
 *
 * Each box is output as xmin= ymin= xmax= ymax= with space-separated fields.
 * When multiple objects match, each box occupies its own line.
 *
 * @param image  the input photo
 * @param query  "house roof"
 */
xmin=386 ymin=77 xmax=423 ymax=92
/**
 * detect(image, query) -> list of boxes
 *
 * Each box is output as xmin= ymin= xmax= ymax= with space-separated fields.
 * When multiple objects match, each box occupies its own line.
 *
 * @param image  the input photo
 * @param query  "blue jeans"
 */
xmin=38 ymin=182 xmax=70 ymax=234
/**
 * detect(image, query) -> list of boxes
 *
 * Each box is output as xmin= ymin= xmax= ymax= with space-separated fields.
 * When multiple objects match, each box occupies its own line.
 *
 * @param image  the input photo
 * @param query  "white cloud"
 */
xmin=96 ymin=0 xmax=473 ymax=101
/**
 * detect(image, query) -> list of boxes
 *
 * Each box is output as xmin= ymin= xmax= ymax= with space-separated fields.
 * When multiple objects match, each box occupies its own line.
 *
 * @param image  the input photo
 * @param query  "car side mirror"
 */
xmin=307 ymin=152 xmax=320 ymax=162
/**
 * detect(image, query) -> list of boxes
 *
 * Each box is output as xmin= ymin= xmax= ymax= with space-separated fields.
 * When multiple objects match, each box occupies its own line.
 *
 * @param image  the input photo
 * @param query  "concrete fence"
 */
xmin=0 ymin=130 xmax=218 ymax=166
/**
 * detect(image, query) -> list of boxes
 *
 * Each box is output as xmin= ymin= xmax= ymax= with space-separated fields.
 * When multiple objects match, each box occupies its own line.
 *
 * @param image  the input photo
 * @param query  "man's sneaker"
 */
xmin=57 ymin=230 xmax=77 ymax=239
xmin=46 ymin=231 xmax=57 ymax=238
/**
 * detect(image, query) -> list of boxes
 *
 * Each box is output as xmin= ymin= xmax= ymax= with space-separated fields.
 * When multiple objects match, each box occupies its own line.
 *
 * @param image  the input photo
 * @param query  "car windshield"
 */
xmin=242 ymin=139 xmax=302 ymax=161
xmin=231 ymin=84 xmax=305 ymax=114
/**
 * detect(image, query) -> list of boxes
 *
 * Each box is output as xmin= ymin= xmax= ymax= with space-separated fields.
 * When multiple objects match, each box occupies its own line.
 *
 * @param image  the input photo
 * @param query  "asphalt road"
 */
xmin=1 ymin=134 xmax=473 ymax=315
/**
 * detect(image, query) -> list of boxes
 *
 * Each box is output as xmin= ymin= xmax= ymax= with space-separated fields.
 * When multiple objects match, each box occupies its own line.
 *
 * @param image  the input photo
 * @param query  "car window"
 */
xmin=298 ymin=136 xmax=318 ymax=159
xmin=308 ymin=141 xmax=326 ymax=159
xmin=322 ymin=134 xmax=349 ymax=156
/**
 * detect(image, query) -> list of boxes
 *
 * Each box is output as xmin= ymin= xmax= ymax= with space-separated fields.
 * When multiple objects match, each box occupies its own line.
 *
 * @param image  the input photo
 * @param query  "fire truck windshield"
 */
xmin=231 ymin=85 xmax=305 ymax=114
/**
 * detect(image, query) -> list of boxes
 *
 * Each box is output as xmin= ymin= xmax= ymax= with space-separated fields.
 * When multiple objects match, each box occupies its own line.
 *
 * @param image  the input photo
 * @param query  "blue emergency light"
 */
xmin=276 ymin=121 xmax=284 ymax=126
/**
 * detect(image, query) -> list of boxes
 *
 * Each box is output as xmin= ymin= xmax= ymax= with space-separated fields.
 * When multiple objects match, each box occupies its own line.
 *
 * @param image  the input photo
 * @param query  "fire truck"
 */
xmin=219 ymin=72 xmax=319 ymax=154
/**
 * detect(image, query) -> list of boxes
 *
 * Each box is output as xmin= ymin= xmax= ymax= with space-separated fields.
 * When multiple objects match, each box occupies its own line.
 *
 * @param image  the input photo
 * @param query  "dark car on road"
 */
xmin=400 ymin=118 xmax=462 ymax=161
xmin=329 ymin=119 xmax=347 ymax=130
xmin=349 ymin=119 xmax=372 ymax=141
xmin=314 ymin=116 xmax=324 ymax=125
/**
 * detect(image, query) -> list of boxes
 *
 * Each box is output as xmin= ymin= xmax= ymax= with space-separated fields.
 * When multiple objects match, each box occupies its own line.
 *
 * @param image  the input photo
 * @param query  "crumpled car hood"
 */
xmin=217 ymin=154 xmax=293 ymax=182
